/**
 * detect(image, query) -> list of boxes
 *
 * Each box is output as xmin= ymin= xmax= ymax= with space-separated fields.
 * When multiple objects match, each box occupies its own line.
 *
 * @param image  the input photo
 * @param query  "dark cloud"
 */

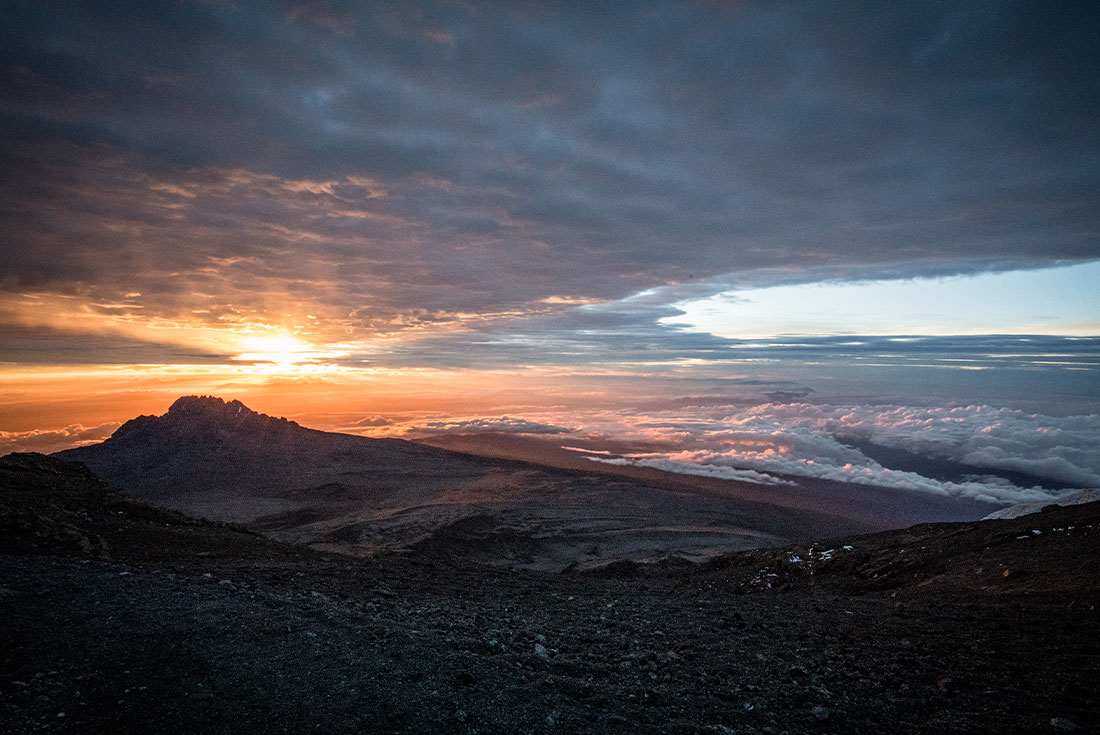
xmin=286 ymin=1 xmax=358 ymax=37
xmin=0 ymin=1 xmax=1097 ymax=352
xmin=0 ymin=324 xmax=231 ymax=365
xmin=341 ymin=294 xmax=1100 ymax=371
xmin=765 ymin=389 xmax=816 ymax=403
xmin=409 ymin=417 xmax=574 ymax=436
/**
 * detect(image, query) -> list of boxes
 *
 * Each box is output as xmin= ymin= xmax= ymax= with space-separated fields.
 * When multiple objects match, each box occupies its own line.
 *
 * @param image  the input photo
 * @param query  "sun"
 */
xmin=231 ymin=330 xmax=353 ymax=376
xmin=237 ymin=334 xmax=311 ymax=370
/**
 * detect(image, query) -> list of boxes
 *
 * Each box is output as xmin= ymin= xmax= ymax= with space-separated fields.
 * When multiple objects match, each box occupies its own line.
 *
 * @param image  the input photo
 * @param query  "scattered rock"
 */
xmin=1050 ymin=717 xmax=1080 ymax=731
xmin=3 ymin=455 xmax=1099 ymax=734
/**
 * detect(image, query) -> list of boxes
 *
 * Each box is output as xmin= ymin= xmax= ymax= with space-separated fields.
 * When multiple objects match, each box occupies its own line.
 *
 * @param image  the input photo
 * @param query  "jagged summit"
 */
xmin=53 ymin=394 xmax=452 ymax=509
xmin=166 ymin=395 xmax=296 ymax=426
xmin=109 ymin=395 xmax=300 ymax=443
xmin=168 ymin=395 xmax=252 ymax=418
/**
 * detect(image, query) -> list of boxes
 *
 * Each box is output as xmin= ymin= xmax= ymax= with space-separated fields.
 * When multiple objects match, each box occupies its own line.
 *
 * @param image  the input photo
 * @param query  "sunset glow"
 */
xmin=3 ymin=7 xmax=1098 ymax=728
xmin=0 ymin=1 xmax=1097 ymax=502
xmin=233 ymin=333 xmax=355 ymax=374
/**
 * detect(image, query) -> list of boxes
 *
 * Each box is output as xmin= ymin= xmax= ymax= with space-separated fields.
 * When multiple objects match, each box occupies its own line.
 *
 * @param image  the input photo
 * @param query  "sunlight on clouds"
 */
xmin=233 ymin=333 xmax=347 ymax=373
xmin=0 ymin=289 xmax=357 ymax=374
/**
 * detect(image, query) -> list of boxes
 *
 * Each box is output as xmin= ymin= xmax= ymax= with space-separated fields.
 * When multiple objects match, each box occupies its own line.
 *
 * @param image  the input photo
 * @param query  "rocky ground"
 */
xmin=2 ymin=453 xmax=1098 ymax=734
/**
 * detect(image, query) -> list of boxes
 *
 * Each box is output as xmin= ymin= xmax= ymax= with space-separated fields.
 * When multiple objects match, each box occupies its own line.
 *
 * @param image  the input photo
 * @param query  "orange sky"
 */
xmin=0 ymin=361 xmax=653 ymax=452
xmin=3 ymin=2 xmax=1098 ymax=468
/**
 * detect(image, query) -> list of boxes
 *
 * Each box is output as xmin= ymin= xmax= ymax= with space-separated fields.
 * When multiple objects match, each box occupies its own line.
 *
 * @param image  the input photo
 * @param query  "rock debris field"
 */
xmin=2 ymin=453 xmax=1098 ymax=734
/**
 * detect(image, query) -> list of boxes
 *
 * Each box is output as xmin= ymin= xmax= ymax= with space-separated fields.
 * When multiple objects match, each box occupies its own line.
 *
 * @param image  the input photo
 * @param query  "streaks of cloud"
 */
xmin=312 ymin=387 xmax=1097 ymax=504
xmin=592 ymin=456 xmax=798 ymax=487
xmin=1 ymin=422 xmax=120 ymax=455
xmin=286 ymin=1 xmax=358 ymax=37
xmin=399 ymin=416 xmax=573 ymax=436
xmin=2 ymin=1 xmax=1098 ymax=364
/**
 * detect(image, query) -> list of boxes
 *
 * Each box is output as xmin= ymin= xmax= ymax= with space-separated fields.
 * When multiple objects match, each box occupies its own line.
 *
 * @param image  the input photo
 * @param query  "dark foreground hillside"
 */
xmin=2 ymin=453 xmax=1097 ymax=734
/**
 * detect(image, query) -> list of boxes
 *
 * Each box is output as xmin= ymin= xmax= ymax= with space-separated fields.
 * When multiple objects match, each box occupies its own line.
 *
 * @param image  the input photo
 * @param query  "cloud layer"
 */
xmin=5 ymin=390 xmax=1095 ymax=508
xmin=574 ymin=402 xmax=1099 ymax=503
xmin=400 ymin=416 xmax=572 ymax=436
xmin=2 ymin=1 xmax=1096 ymax=504
xmin=2 ymin=1 xmax=1098 ymax=363
xmin=305 ymin=394 xmax=1100 ymax=505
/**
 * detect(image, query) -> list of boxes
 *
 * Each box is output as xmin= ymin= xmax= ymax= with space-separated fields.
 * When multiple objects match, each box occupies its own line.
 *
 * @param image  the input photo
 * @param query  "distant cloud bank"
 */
xmin=572 ymin=403 xmax=1099 ymax=504
xmin=324 ymin=398 xmax=1100 ymax=505
xmin=6 ymin=396 xmax=1096 ymax=507
xmin=402 ymin=416 xmax=573 ymax=436
xmin=1 ymin=423 xmax=120 ymax=455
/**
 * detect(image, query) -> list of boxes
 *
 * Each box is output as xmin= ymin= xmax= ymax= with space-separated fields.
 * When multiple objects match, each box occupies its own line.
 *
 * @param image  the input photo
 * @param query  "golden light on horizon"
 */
xmin=232 ymin=332 xmax=358 ymax=376
xmin=236 ymin=333 xmax=311 ymax=369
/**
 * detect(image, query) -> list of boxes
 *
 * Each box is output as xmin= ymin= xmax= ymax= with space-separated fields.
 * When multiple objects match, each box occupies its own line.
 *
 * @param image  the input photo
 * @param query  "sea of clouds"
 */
xmin=9 ymin=398 xmax=1097 ymax=508
xmin=384 ymin=402 xmax=1099 ymax=506
xmin=578 ymin=403 xmax=1099 ymax=504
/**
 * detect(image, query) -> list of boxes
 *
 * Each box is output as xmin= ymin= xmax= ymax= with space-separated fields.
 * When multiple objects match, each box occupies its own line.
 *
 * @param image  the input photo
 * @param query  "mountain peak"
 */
xmin=167 ymin=395 xmax=254 ymax=421
xmin=107 ymin=396 xmax=300 ymax=444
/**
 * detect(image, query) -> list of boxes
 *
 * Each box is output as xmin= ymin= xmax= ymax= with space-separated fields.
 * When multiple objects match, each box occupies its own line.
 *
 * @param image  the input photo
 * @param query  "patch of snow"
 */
xmin=983 ymin=489 xmax=1098 ymax=520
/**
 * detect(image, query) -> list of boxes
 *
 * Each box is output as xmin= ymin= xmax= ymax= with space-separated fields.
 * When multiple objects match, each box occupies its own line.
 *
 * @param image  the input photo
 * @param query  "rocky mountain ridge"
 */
xmin=111 ymin=395 xmax=299 ymax=438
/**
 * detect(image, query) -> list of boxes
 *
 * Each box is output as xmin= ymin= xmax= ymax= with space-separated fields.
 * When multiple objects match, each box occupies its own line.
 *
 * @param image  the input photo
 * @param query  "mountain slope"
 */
xmin=685 ymin=498 xmax=1100 ymax=602
xmin=3 ymin=453 xmax=1097 ymax=734
xmin=418 ymin=431 xmax=1004 ymax=527
xmin=55 ymin=396 xmax=874 ymax=568
xmin=60 ymin=395 xmax=479 ymax=504
xmin=0 ymin=452 xmax=303 ymax=564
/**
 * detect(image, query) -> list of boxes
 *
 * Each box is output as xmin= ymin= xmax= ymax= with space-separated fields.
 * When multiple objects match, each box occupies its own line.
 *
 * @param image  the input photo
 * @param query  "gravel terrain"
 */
xmin=2 ymin=453 xmax=1098 ymax=734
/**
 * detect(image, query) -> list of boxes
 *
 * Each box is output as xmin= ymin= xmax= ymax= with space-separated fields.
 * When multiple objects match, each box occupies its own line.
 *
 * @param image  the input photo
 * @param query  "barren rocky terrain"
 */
xmin=57 ymin=397 xmax=885 ymax=571
xmin=3 ymin=452 xmax=1097 ymax=734
xmin=56 ymin=397 xmax=1006 ymax=572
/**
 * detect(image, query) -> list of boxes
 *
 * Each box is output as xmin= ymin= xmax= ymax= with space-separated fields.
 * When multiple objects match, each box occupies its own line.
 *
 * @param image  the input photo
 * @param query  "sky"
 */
xmin=1 ymin=1 xmax=1098 ymax=506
